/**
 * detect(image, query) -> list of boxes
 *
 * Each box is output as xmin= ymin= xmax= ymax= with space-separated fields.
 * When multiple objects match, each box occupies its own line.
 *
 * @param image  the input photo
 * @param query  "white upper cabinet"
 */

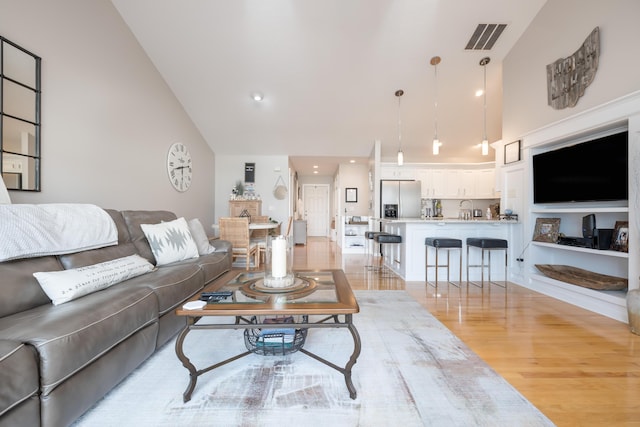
xmin=380 ymin=165 xmax=415 ymax=180
xmin=411 ymin=166 xmax=496 ymax=199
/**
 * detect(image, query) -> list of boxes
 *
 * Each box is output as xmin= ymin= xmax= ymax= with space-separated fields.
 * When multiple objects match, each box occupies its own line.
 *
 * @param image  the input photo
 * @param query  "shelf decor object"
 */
xmin=532 ymin=217 xmax=561 ymax=243
xmin=610 ymin=221 xmax=629 ymax=252
xmin=504 ymin=140 xmax=521 ymax=164
xmin=535 ymin=264 xmax=627 ymax=291
xmin=546 ymin=26 xmax=599 ymax=110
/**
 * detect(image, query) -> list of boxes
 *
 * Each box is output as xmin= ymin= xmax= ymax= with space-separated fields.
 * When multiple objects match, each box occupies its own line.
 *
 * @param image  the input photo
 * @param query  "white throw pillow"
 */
xmin=33 ymin=254 xmax=154 ymax=305
xmin=187 ymin=218 xmax=216 ymax=255
xmin=140 ymin=217 xmax=199 ymax=265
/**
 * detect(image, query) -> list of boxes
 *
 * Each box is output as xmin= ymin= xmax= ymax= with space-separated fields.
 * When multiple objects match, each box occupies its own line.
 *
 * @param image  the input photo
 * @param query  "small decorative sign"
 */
xmin=546 ymin=27 xmax=600 ymax=109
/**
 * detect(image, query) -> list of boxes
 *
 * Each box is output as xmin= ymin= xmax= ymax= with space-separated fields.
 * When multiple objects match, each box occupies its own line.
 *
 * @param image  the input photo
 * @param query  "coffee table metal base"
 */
xmin=175 ymin=314 xmax=361 ymax=402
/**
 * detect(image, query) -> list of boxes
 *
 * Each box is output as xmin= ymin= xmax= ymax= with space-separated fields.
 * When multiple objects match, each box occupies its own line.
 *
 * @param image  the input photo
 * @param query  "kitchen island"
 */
xmin=378 ymin=218 xmax=520 ymax=282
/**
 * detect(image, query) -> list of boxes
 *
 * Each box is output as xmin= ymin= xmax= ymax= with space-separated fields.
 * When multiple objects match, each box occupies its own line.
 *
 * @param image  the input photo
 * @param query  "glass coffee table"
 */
xmin=174 ymin=269 xmax=361 ymax=402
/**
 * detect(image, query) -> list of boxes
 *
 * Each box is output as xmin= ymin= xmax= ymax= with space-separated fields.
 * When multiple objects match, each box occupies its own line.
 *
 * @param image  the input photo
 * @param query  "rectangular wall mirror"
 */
xmin=1 ymin=36 xmax=42 ymax=192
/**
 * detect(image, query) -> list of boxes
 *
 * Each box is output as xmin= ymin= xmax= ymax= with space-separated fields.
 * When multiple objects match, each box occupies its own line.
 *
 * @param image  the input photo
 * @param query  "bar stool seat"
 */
xmin=365 ymin=231 xmax=387 ymax=270
xmin=374 ymin=234 xmax=402 ymax=244
xmin=374 ymin=233 xmax=402 ymax=276
xmin=466 ymin=237 xmax=508 ymax=288
xmin=425 ymin=238 xmax=462 ymax=289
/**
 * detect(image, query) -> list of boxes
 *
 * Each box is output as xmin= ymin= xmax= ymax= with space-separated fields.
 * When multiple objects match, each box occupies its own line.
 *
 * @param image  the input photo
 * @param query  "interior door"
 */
xmin=303 ymin=184 xmax=329 ymax=237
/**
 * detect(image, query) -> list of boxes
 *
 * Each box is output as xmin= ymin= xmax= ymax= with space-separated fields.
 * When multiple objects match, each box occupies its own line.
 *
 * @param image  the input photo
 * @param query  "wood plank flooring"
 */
xmin=292 ymin=237 xmax=640 ymax=427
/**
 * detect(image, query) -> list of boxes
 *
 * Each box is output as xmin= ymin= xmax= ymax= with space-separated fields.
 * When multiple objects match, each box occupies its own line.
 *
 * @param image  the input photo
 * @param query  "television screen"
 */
xmin=532 ymin=131 xmax=628 ymax=204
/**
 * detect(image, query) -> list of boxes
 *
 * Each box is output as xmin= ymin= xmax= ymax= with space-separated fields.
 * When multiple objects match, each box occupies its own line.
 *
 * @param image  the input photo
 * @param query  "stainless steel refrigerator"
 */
xmin=380 ymin=180 xmax=422 ymax=219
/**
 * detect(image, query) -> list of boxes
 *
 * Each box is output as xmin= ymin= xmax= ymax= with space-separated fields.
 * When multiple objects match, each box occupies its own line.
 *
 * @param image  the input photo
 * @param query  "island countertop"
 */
xmin=377 ymin=219 xmax=520 ymax=281
xmin=379 ymin=217 xmax=517 ymax=224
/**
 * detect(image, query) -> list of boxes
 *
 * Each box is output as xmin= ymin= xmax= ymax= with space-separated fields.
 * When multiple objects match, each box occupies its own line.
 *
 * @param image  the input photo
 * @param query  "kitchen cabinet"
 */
xmin=415 ymin=167 xmax=495 ymax=199
xmin=380 ymin=165 xmax=415 ymax=180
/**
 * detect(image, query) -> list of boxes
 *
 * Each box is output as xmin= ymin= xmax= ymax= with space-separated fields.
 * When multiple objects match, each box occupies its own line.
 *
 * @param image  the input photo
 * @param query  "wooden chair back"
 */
xmin=251 ymin=215 xmax=270 ymax=239
xmin=219 ymin=217 xmax=258 ymax=270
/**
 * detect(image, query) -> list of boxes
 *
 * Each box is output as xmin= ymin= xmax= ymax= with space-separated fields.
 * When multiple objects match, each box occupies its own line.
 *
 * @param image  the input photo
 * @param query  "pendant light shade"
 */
xmin=431 ymin=56 xmax=442 ymax=156
xmin=395 ymin=89 xmax=404 ymax=166
xmin=480 ymin=57 xmax=490 ymax=156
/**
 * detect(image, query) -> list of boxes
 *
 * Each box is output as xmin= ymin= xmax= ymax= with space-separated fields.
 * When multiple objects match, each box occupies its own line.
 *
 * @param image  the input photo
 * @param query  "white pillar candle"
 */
xmin=271 ymin=236 xmax=287 ymax=278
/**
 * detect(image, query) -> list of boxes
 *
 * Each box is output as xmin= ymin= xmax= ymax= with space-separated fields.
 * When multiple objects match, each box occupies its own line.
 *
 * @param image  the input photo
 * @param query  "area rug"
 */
xmin=73 ymin=291 xmax=554 ymax=427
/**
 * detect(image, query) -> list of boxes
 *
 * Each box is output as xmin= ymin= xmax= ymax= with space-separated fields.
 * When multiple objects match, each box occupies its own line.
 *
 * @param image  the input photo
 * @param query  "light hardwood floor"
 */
xmin=293 ymin=237 xmax=640 ymax=427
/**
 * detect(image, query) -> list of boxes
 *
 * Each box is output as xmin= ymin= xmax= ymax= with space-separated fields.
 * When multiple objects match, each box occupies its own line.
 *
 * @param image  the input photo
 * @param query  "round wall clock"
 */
xmin=166 ymin=142 xmax=192 ymax=192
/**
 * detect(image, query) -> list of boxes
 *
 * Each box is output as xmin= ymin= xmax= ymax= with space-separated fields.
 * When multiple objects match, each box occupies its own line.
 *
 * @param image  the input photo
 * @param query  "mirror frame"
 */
xmin=1 ymin=35 xmax=42 ymax=192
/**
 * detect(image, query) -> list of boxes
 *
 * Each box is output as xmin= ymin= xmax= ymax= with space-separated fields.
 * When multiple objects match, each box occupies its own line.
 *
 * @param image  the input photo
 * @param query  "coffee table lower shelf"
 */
xmin=174 ymin=313 xmax=361 ymax=402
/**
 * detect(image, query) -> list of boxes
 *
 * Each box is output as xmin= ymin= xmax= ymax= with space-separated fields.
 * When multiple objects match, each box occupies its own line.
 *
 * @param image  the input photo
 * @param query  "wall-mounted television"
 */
xmin=532 ymin=130 xmax=628 ymax=204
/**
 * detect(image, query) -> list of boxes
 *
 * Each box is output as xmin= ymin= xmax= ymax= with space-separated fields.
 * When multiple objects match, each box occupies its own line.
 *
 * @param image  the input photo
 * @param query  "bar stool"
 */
xmin=466 ymin=237 xmax=508 ymax=288
xmin=425 ymin=238 xmax=462 ymax=289
xmin=374 ymin=233 xmax=402 ymax=275
xmin=365 ymin=231 xmax=387 ymax=270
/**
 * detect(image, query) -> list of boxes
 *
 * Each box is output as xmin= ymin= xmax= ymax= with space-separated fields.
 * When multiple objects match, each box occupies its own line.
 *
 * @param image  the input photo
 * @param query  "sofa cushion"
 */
xmin=124 ymin=264 xmax=204 ymax=315
xmin=0 ymin=340 xmax=39 ymax=419
xmin=33 ymin=255 xmax=155 ymax=305
xmin=140 ymin=217 xmax=199 ymax=266
xmin=0 ymin=256 xmax=62 ymax=318
xmin=0 ymin=285 xmax=158 ymax=397
xmin=121 ymin=210 xmax=177 ymax=263
xmin=194 ymin=252 xmax=233 ymax=284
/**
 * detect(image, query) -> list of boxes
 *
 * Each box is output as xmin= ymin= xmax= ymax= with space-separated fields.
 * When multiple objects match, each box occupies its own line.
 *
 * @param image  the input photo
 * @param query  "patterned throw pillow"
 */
xmin=140 ymin=217 xmax=199 ymax=265
xmin=33 ymin=254 xmax=154 ymax=305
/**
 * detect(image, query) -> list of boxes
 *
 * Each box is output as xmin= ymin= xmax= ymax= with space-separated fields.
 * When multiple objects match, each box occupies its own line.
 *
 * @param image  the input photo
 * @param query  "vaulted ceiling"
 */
xmin=112 ymin=0 xmax=547 ymax=176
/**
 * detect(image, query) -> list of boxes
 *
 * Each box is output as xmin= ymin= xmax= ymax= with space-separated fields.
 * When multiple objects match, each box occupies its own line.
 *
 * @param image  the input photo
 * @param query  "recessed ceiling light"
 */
xmin=313 ymin=165 xmax=318 ymax=168
xmin=475 ymin=89 xmax=484 ymax=97
xmin=349 ymin=159 xmax=356 ymax=163
xmin=251 ymin=92 xmax=264 ymax=101
xmin=313 ymin=170 xmax=318 ymax=174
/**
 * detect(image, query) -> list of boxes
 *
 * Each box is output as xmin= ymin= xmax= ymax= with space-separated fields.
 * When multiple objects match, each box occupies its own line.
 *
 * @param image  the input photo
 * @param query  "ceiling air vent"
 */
xmin=465 ymin=24 xmax=507 ymax=50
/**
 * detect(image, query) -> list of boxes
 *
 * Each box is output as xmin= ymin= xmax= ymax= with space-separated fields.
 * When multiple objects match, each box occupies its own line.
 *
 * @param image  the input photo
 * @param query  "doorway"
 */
xmin=302 ymin=184 xmax=330 ymax=237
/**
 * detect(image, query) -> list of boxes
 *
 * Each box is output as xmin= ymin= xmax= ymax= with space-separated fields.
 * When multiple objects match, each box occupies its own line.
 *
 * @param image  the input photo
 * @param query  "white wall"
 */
xmin=338 ymin=163 xmax=370 ymax=217
xmin=214 ymin=154 xmax=290 ymax=226
xmin=502 ymin=0 xmax=640 ymax=144
xmin=0 ymin=0 xmax=217 ymax=225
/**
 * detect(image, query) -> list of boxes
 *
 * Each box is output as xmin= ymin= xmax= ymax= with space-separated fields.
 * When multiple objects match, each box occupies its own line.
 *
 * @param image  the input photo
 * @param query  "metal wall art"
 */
xmin=546 ymin=27 xmax=600 ymax=110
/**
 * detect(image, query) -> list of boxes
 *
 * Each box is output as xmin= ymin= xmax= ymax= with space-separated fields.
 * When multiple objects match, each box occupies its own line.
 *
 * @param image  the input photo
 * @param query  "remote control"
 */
xmin=201 ymin=291 xmax=233 ymax=298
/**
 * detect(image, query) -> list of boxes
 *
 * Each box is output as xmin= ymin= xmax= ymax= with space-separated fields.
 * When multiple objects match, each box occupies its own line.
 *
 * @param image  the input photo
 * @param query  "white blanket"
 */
xmin=0 ymin=204 xmax=118 ymax=262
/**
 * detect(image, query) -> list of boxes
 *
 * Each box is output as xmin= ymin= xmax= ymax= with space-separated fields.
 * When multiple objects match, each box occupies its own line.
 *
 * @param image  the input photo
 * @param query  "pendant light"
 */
xmin=430 ymin=56 xmax=442 ymax=155
xmin=480 ymin=57 xmax=490 ymax=156
xmin=395 ymin=89 xmax=404 ymax=166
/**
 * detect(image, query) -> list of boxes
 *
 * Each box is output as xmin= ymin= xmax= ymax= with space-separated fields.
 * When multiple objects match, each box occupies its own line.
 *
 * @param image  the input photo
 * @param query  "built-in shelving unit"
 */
xmin=510 ymin=91 xmax=640 ymax=323
xmin=340 ymin=216 xmax=369 ymax=253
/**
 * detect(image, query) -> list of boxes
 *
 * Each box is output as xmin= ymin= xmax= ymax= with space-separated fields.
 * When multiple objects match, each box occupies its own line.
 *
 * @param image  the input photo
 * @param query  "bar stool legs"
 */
xmin=425 ymin=238 xmax=462 ymax=291
xmin=466 ymin=238 xmax=508 ymax=288
xmin=374 ymin=233 xmax=402 ymax=277
xmin=365 ymin=231 xmax=386 ymax=271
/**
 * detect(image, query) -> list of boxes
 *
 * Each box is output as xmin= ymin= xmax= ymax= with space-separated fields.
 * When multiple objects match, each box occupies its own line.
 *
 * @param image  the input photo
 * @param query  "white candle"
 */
xmin=271 ymin=236 xmax=287 ymax=278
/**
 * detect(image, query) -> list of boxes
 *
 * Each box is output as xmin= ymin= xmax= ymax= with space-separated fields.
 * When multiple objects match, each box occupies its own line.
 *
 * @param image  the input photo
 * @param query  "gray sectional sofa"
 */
xmin=0 ymin=209 xmax=232 ymax=427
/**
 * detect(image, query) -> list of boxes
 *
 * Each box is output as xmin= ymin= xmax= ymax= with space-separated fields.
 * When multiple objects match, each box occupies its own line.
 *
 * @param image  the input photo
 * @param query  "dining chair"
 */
xmin=219 ymin=217 xmax=259 ymax=270
xmin=285 ymin=216 xmax=293 ymax=236
xmin=250 ymin=215 xmax=270 ymax=264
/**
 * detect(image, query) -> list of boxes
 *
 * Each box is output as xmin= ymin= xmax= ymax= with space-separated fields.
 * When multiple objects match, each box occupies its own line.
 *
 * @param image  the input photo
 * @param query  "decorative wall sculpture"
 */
xmin=546 ymin=27 xmax=600 ymax=110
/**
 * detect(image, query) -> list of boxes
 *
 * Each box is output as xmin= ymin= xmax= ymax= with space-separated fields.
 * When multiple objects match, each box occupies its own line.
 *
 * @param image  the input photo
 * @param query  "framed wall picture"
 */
xmin=610 ymin=221 xmax=629 ymax=252
xmin=504 ymin=140 xmax=521 ymax=164
xmin=345 ymin=188 xmax=357 ymax=203
xmin=532 ymin=217 xmax=561 ymax=243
